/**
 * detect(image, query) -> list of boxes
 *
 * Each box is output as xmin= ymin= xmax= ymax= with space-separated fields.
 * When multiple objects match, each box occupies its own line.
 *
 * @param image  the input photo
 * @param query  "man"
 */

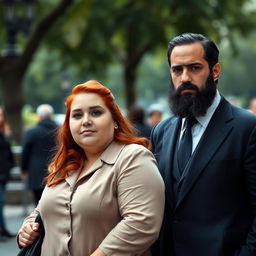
xmin=21 ymin=104 xmax=58 ymax=205
xmin=127 ymin=104 xmax=152 ymax=138
xmin=147 ymin=104 xmax=163 ymax=127
xmin=151 ymin=33 xmax=256 ymax=256
xmin=248 ymin=97 xmax=256 ymax=113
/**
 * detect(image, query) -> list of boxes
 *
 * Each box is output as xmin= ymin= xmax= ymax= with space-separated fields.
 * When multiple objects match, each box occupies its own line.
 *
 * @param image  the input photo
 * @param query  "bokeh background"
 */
xmin=1 ymin=0 xmax=256 ymax=144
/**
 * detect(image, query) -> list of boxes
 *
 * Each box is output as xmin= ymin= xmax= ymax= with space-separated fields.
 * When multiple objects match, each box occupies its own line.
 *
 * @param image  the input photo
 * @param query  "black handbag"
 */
xmin=17 ymin=214 xmax=45 ymax=256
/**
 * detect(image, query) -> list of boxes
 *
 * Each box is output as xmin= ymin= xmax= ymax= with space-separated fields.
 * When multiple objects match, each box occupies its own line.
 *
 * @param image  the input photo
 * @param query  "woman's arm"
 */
xmin=99 ymin=145 xmax=165 ymax=256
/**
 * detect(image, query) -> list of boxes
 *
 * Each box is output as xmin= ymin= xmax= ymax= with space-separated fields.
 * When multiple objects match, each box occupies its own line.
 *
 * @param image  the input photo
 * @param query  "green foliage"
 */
xmin=219 ymin=32 xmax=256 ymax=107
xmin=3 ymin=0 xmax=256 ymax=112
xmin=22 ymin=104 xmax=37 ymax=128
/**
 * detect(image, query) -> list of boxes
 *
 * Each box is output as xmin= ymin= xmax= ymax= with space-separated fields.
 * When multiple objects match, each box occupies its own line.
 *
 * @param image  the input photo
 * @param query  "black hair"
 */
xmin=128 ymin=105 xmax=145 ymax=124
xmin=167 ymin=33 xmax=219 ymax=69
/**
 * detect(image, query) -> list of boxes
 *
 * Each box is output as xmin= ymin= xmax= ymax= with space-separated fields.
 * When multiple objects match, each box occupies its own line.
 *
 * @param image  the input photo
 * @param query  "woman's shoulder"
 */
xmin=123 ymin=143 xmax=150 ymax=152
xmin=120 ymin=143 xmax=154 ymax=160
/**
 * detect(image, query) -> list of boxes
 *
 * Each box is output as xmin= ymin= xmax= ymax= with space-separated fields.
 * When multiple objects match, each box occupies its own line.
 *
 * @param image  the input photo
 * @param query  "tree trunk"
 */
xmin=1 ymin=73 xmax=24 ymax=144
xmin=124 ymin=63 xmax=136 ymax=109
xmin=0 ymin=0 xmax=74 ymax=144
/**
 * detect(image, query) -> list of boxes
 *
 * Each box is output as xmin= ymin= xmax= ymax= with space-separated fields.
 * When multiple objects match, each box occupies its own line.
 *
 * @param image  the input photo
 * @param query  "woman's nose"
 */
xmin=82 ymin=115 xmax=92 ymax=126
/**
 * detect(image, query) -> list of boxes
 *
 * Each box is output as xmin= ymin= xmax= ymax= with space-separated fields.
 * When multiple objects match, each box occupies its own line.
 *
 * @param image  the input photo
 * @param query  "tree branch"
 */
xmin=19 ymin=0 xmax=74 ymax=73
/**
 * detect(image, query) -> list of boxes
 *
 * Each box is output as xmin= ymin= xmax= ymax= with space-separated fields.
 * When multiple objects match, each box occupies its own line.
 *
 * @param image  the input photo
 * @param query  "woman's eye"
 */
xmin=72 ymin=113 xmax=82 ymax=119
xmin=91 ymin=110 xmax=103 ymax=117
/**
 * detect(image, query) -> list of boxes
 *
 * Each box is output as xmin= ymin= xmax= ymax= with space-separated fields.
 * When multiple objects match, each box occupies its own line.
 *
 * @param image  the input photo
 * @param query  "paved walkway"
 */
xmin=1 ymin=204 xmax=34 ymax=256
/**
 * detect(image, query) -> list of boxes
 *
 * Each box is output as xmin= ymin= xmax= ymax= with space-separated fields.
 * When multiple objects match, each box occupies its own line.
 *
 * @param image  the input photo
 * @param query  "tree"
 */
xmin=0 ymin=0 xmax=74 ymax=143
xmin=47 ymin=0 xmax=256 ymax=109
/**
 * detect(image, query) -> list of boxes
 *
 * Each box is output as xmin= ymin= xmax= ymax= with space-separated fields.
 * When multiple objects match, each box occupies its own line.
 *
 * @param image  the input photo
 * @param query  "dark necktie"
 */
xmin=177 ymin=117 xmax=197 ymax=175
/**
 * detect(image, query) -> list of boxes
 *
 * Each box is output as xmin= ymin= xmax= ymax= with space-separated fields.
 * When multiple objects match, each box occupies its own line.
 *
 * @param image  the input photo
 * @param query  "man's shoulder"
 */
xmin=154 ymin=115 xmax=177 ymax=131
xmin=151 ymin=115 xmax=178 ymax=141
xmin=230 ymin=103 xmax=256 ymax=124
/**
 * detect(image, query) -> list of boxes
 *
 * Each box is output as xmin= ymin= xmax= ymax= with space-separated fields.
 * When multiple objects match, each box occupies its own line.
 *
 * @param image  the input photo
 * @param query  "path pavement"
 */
xmin=1 ymin=204 xmax=34 ymax=256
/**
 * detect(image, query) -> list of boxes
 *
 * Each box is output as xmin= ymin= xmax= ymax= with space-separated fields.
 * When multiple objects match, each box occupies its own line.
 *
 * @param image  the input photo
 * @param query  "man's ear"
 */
xmin=212 ymin=63 xmax=221 ymax=82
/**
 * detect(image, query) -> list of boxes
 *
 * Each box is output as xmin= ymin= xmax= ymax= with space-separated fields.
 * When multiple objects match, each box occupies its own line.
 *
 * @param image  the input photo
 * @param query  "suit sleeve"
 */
xmin=99 ymin=146 xmax=165 ymax=256
xmin=236 ymin=125 xmax=256 ymax=256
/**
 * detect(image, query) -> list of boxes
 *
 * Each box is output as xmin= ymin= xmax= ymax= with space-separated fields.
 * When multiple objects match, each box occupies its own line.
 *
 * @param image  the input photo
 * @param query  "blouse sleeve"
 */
xmin=99 ymin=145 xmax=165 ymax=256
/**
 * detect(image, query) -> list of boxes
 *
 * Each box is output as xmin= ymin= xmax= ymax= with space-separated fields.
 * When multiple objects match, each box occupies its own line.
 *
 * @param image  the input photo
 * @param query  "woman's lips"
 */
xmin=80 ymin=130 xmax=95 ymax=135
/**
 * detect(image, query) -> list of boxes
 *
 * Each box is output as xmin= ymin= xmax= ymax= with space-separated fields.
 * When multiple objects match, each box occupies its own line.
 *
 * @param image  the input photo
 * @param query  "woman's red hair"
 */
xmin=46 ymin=80 xmax=150 ymax=186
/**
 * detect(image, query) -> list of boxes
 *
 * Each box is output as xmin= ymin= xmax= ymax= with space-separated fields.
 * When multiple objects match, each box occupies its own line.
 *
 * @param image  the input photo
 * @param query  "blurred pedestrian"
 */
xmin=17 ymin=80 xmax=165 ymax=256
xmin=0 ymin=107 xmax=15 ymax=240
xmin=248 ymin=97 xmax=256 ymax=113
xmin=21 ymin=104 xmax=58 ymax=205
xmin=151 ymin=33 xmax=256 ymax=256
xmin=127 ymin=104 xmax=152 ymax=138
xmin=147 ymin=104 xmax=163 ymax=127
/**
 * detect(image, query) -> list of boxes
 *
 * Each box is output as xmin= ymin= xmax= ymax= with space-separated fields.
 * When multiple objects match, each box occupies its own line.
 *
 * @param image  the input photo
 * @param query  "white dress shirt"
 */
xmin=180 ymin=90 xmax=221 ymax=152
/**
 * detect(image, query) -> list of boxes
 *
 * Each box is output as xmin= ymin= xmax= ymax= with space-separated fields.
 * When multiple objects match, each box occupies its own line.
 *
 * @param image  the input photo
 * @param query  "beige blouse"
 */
xmin=22 ymin=141 xmax=165 ymax=256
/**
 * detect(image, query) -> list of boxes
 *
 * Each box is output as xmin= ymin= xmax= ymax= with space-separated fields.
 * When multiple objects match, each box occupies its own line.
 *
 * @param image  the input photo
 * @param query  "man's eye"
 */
xmin=190 ymin=66 xmax=201 ymax=71
xmin=172 ymin=66 xmax=183 ymax=74
xmin=91 ymin=110 xmax=103 ymax=117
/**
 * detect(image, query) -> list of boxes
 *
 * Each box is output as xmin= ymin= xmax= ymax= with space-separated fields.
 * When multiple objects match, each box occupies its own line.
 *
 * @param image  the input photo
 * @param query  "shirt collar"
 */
xmin=100 ymin=140 xmax=126 ymax=164
xmin=196 ymin=90 xmax=221 ymax=128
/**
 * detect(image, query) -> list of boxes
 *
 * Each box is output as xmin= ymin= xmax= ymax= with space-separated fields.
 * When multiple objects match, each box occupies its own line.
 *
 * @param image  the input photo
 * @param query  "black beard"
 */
xmin=168 ymin=74 xmax=217 ymax=118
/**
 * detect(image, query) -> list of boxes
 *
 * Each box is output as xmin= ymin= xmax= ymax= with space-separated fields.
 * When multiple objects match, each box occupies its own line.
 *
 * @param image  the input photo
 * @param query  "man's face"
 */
xmin=170 ymin=42 xmax=210 ymax=93
xmin=168 ymin=42 xmax=220 ymax=118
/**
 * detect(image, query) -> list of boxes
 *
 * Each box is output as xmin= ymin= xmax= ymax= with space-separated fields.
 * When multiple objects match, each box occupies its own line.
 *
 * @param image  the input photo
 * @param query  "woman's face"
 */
xmin=69 ymin=93 xmax=116 ymax=157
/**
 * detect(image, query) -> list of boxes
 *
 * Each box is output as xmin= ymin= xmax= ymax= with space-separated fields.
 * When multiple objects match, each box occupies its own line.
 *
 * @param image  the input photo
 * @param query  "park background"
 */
xmin=2 ymin=0 xmax=256 ymax=254
xmin=1 ymin=0 xmax=256 ymax=144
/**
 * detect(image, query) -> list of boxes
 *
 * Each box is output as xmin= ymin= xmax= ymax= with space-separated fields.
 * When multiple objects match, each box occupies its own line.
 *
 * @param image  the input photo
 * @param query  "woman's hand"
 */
xmin=90 ymin=248 xmax=106 ymax=256
xmin=18 ymin=222 xmax=40 ymax=247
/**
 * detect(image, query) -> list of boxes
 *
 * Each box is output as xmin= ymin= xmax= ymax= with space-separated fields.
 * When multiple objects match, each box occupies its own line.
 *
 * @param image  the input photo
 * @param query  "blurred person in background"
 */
xmin=17 ymin=80 xmax=164 ymax=256
xmin=0 ymin=107 xmax=15 ymax=240
xmin=21 ymin=104 xmax=58 ymax=205
xmin=127 ymin=104 xmax=152 ymax=138
xmin=147 ymin=104 xmax=163 ymax=127
xmin=248 ymin=97 xmax=256 ymax=114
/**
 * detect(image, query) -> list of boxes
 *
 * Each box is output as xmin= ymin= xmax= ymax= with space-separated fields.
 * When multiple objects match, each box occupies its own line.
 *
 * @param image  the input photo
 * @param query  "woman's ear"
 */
xmin=212 ymin=63 xmax=221 ymax=82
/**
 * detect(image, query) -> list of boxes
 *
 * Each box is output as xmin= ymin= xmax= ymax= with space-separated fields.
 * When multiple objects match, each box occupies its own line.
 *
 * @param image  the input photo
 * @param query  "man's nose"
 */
xmin=180 ymin=69 xmax=191 ymax=83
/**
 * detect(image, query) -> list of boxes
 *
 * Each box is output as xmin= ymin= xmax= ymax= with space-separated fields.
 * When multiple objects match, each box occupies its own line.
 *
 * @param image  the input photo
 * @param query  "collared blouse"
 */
xmin=21 ymin=141 xmax=165 ymax=256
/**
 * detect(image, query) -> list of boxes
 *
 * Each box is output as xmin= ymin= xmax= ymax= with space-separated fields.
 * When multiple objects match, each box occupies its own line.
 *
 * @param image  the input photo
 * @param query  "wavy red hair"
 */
xmin=46 ymin=80 xmax=150 ymax=186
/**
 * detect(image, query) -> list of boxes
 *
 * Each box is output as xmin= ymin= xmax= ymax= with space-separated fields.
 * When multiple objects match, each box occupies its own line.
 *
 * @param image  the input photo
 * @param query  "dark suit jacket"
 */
xmin=151 ymin=97 xmax=256 ymax=256
xmin=0 ymin=132 xmax=14 ymax=184
xmin=21 ymin=119 xmax=58 ymax=190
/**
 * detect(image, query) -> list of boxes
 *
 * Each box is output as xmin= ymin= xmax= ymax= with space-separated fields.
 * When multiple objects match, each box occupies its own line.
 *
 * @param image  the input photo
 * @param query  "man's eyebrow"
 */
xmin=171 ymin=62 xmax=203 ymax=68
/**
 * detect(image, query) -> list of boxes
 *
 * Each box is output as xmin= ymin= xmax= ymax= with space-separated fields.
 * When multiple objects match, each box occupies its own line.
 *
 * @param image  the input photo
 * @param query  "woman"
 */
xmin=0 ymin=107 xmax=14 ymax=240
xmin=18 ymin=80 xmax=165 ymax=256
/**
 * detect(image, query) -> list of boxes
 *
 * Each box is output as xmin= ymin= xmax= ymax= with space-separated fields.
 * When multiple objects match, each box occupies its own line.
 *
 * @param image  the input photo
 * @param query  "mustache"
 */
xmin=176 ymin=82 xmax=200 ymax=94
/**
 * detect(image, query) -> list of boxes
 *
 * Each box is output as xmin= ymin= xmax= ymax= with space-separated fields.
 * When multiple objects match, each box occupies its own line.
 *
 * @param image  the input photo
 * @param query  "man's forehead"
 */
xmin=170 ymin=43 xmax=206 ymax=66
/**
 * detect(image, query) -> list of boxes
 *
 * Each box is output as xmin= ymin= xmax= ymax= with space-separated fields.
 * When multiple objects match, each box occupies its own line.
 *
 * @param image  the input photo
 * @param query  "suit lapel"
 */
xmin=161 ymin=117 xmax=181 ymax=210
xmin=175 ymin=98 xmax=234 ymax=210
